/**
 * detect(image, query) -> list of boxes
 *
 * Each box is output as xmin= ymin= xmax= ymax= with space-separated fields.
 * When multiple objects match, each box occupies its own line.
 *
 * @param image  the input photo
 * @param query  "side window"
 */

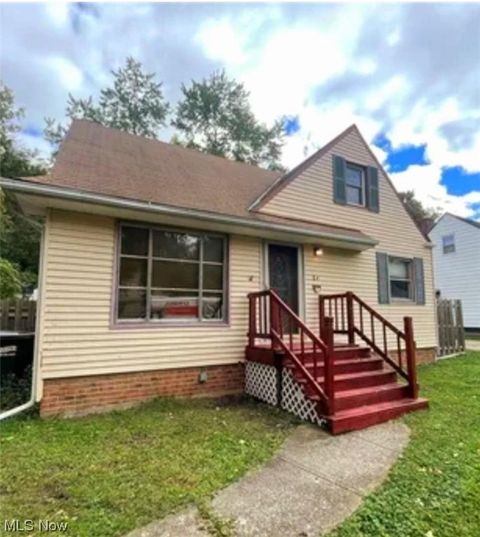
xmin=442 ymin=234 xmax=455 ymax=254
xmin=388 ymin=257 xmax=413 ymax=300
xmin=376 ymin=252 xmax=425 ymax=305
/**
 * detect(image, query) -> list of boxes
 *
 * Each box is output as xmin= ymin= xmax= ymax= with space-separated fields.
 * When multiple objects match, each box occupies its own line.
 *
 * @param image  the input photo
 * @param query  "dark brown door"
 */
xmin=268 ymin=244 xmax=299 ymax=315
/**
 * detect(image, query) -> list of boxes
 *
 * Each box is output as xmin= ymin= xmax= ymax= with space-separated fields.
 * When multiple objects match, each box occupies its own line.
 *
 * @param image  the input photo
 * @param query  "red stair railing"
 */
xmin=248 ymin=290 xmax=335 ymax=415
xmin=319 ymin=292 xmax=418 ymax=399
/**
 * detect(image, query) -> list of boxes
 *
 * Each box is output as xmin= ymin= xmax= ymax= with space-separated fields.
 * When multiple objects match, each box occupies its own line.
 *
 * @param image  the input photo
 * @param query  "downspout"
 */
xmin=0 ymin=216 xmax=46 ymax=420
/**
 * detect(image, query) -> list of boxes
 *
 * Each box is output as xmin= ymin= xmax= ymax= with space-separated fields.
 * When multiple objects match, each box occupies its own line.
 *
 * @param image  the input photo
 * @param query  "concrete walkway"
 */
xmin=125 ymin=422 xmax=410 ymax=537
xmin=466 ymin=339 xmax=480 ymax=351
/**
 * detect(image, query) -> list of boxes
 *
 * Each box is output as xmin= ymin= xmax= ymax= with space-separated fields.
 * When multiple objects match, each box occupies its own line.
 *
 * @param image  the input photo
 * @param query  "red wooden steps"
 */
xmin=285 ymin=356 xmax=384 ymax=376
xmin=281 ymin=345 xmax=429 ymax=433
xmin=334 ymin=383 xmax=410 ymax=411
xmin=273 ymin=344 xmax=373 ymax=360
xmin=246 ymin=340 xmax=428 ymax=434
xmin=329 ymin=397 xmax=429 ymax=434
xmin=295 ymin=370 xmax=398 ymax=392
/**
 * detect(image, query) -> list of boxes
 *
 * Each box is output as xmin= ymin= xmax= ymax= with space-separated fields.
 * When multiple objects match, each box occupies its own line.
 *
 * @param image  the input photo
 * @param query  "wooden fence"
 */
xmin=437 ymin=299 xmax=465 ymax=356
xmin=0 ymin=299 xmax=37 ymax=333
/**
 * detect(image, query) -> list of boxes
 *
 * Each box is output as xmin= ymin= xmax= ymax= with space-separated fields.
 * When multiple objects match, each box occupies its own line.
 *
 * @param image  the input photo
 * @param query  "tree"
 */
xmin=0 ymin=190 xmax=41 ymax=291
xmin=172 ymin=70 xmax=285 ymax=170
xmin=0 ymin=83 xmax=44 ymax=290
xmin=45 ymin=57 xmax=170 ymax=147
xmin=398 ymin=190 xmax=441 ymax=231
xmin=0 ymin=83 xmax=45 ymax=177
xmin=0 ymin=258 xmax=22 ymax=299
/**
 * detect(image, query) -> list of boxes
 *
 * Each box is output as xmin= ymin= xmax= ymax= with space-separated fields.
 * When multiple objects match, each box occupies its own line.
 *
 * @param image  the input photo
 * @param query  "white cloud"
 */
xmin=1 ymin=3 xmax=479 ymax=219
xmin=44 ymin=3 xmax=69 ymax=28
xmin=391 ymin=163 xmax=480 ymax=218
xmin=196 ymin=3 xmax=480 ymax=218
xmin=197 ymin=18 xmax=247 ymax=65
xmin=45 ymin=57 xmax=84 ymax=91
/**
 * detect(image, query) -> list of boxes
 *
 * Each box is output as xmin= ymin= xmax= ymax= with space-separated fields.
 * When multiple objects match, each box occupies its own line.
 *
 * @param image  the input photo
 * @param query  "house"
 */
xmin=0 ymin=121 xmax=433 ymax=432
xmin=428 ymin=213 xmax=480 ymax=331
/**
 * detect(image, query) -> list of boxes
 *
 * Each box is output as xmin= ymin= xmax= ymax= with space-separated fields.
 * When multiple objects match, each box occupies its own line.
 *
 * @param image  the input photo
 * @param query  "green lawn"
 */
xmin=2 ymin=356 xmax=479 ymax=537
xmin=0 ymin=397 xmax=294 ymax=537
xmin=330 ymin=352 xmax=480 ymax=537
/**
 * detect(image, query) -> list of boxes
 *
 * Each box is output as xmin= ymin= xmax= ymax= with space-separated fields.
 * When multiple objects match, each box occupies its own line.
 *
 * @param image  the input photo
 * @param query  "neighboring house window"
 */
xmin=117 ymin=224 xmax=227 ymax=323
xmin=345 ymin=163 xmax=365 ymax=206
xmin=388 ymin=257 xmax=413 ymax=300
xmin=442 ymin=234 xmax=455 ymax=254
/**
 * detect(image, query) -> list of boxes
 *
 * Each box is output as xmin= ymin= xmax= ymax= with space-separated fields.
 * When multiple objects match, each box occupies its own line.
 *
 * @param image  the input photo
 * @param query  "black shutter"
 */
xmin=413 ymin=257 xmax=425 ymax=305
xmin=333 ymin=155 xmax=346 ymax=205
xmin=376 ymin=252 xmax=390 ymax=304
xmin=366 ymin=166 xmax=379 ymax=212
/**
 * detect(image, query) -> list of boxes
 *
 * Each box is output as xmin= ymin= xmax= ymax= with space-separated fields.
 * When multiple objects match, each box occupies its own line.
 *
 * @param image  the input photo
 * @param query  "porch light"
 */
xmin=314 ymin=247 xmax=324 ymax=257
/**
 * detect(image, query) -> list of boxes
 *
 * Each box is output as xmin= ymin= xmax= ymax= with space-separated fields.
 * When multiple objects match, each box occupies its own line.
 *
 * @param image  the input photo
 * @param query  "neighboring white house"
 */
xmin=429 ymin=213 xmax=480 ymax=331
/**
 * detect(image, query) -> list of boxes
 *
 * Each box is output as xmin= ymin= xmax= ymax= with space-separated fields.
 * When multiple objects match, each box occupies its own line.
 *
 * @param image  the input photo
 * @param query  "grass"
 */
xmin=0 ymin=396 xmax=295 ymax=537
xmin=2 ymin=356 xmax=479 ymax=537
xmin=465 ymin=335 xmax=480 ymax=341
xmin=329 ymin=352 xmax=480 ymax=537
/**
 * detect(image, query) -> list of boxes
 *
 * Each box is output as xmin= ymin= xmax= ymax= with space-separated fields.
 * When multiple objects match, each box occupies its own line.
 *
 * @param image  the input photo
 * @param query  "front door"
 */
xmin=267 ymin=244 xmax=299 ymax=316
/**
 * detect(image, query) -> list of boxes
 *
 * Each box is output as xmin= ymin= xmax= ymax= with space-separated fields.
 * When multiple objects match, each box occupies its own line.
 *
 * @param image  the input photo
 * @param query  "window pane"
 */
xmin=153 ymin=231 xmax=199 ymax=260
xmin=119 ymin=257 xmax=147 ymax=286
xmin=346 ymin=185 xmax=362 ymax=205
xmin=118 ymin=289 xmax=146 ymax=319
xmin=204 ymin=236 xmax=224 ymax=262
xmin=346 ymin=166 xmax=362 ymax=187
xmin=203 ymin=264 xmax=223 ymax=290
xmin=202 ymin=293 xmax=224 ymax=320
xmin=442 ymin=234 xmax=455 ymax=253
xmin=152 ymin=260 xmax=199 ymax=289
xmin=121 ymin=226 xmax=148 ymax=256
xmin=390 ymin=280 xmax=410 ymax=299
xmin=389 ymin=258 xmax=409 ymax=279
xmin=150 ymin=291 xmax=198 ymax=319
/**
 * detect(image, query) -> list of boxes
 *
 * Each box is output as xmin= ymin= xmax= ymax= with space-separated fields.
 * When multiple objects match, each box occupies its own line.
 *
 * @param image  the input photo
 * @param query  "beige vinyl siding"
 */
xmin=262 ymin=129 xmax=437 ymax=348
xmin=40 ymin=209 xmax=263 ymax=379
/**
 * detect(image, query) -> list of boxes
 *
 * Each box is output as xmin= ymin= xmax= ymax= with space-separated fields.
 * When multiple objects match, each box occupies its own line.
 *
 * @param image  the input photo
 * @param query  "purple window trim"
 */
xmin=109 ymin=220 xmax=231 ymax=329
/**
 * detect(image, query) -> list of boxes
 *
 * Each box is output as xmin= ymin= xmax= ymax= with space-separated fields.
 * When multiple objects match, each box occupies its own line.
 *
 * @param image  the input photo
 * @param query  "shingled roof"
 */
xmin=29 ymin=120 xmax=281 ymax=219
xmin=20 ymin=120 xmax=374 ymax=245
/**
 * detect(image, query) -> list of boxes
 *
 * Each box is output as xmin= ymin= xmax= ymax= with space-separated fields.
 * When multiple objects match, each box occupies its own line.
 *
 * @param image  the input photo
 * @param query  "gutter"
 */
xmin=0 ymin=398 xmax=35 ymax=420
xmin=0 ymin=331 xmax=38 ymax=420
xmin=0 ymin=177 xmax=378 ymax=248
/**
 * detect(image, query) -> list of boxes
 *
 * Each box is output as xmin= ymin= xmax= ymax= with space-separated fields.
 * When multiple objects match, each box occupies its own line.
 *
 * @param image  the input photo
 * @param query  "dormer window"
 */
xmin=345 ymin=163 xmax=365 ymax=206
xmin=333 ymin=155 xmax=379 ymax=212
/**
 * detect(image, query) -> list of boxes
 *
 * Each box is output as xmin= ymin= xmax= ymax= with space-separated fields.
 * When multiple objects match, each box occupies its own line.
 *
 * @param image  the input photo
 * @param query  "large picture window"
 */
xmin=117 ymin=224 xmax=227 ymax=322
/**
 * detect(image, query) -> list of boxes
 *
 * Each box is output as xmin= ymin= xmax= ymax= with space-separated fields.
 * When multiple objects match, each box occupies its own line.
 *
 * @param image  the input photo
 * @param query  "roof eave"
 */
xmin=0 ymin=177 xmax=377 ymax=251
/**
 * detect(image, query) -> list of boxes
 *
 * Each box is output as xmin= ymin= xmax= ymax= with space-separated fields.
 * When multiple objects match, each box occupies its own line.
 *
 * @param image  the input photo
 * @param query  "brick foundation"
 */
xmin=390 ymin=346 xmax=437 ymax=366
xmin=415 ymin=347 xmax=437 ymax=364
xmin=41 ymin=363 xmax=245 ymax=417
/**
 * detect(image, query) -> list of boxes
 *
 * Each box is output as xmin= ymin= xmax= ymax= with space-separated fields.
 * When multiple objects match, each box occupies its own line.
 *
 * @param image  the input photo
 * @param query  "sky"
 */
xmin=1 ymin=2 xmax=479 ymax=220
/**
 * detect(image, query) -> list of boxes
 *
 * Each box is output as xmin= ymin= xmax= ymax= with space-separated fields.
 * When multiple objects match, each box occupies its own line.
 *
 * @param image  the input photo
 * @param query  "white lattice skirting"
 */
xmin=245 ymin=361 xmax=325 ymax=427
xmin=245 ymin=361 xmax=278 ymax=406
